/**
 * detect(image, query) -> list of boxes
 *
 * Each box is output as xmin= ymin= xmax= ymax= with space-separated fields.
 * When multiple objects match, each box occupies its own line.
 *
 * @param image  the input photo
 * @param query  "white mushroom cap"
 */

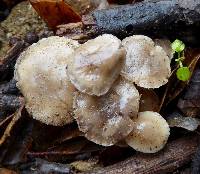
xmin=73 ymin=77 xmax=140 ymax=146
xmin=66 ymin=34 xmax=125 ymax=96
xmin=125 ymin=111 xmax=170 ymax=153
xmin=14 ymin=36 xmax=79 ymax=126
xmin=154 ymin=39 xmax=173 ymax=60
xmin=121 ymin=35 xmax=171 ymax=88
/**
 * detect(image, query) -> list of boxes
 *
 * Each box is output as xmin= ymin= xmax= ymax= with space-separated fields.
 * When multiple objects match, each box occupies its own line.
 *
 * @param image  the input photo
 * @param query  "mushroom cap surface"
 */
xmin=66 ymin=34 xmax=125 ymax=96
xmin=154 ymin=39 xmax=173 ymax=60
xmin=14 ymin=36 xmax=79 ymax=126
xmin=73 ymin=77 xmax=140 ymax=146
xmin=126 ymin=111 xmax=170 ymax=153
xmin=121 ymin=35 xmax=171 ymax=88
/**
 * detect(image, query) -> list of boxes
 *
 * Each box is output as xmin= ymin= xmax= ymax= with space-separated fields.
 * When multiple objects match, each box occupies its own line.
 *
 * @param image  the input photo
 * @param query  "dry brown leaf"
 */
xmin=0 ymin=168 xmax=17 ymax=174
xmin=29 ymin=0 xmax=81 ymax=29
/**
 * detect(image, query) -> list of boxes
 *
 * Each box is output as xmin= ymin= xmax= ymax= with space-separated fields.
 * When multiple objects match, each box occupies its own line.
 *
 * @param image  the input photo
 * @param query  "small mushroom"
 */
xmin=14 ymin=36 xmax=79 ymax=126
xmin=66 ymin=34 xmax=125 ymax=96
xmin=121 ymin=35 xmax=171 ymax=88
xmin=73 ymin=77 xmax=140 ymax=146
xmin=126 ymin=111 xmax=170 ymax=153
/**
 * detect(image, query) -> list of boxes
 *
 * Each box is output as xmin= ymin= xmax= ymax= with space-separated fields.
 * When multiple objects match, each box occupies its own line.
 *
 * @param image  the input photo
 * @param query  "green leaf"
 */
xmin=176 ymin=67 xmax=191 ymax=81
xmin=171 ymin=39 xmax=185 ymax=53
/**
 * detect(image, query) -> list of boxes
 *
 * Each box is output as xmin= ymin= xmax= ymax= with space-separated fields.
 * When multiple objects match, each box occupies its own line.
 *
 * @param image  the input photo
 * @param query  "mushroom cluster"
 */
xmin=15 ymin=34 xmax=171 ymax=153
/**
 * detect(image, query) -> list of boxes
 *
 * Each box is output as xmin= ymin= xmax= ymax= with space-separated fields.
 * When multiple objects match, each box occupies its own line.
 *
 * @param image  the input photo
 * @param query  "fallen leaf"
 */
xmin=167 ymin=112 xmax=200 ymax=131
xmin=18 ymin=158 xmax=72 ymax=174
xmin=0 ymin=168 xmax=17 ymax=174
xmin=29 ymin=0 xmax=81 ymax=29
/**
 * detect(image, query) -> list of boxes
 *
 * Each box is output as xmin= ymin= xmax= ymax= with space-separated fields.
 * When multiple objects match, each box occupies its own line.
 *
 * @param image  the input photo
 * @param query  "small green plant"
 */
xmin=171 ymin=39 xmax=191 ymax=81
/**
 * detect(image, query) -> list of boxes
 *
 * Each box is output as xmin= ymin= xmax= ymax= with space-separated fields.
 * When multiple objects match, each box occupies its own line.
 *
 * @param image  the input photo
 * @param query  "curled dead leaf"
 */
xmin=29 ymin=0 xmax=81 ymax=29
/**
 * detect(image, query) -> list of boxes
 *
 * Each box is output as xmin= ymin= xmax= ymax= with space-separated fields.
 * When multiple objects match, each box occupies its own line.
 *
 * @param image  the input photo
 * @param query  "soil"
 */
xmin=0 ymin=1 xmax=46 ymax=60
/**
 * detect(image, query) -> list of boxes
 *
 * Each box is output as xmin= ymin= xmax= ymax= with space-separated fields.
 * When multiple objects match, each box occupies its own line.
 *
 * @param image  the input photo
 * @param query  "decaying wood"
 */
xmin=88 ymin=135 xmax=199 ymax=174
xmin=83 ymin=0 xmax=200 ymax=44
xmin=59 ymin=0 xmax=200 ymax=45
